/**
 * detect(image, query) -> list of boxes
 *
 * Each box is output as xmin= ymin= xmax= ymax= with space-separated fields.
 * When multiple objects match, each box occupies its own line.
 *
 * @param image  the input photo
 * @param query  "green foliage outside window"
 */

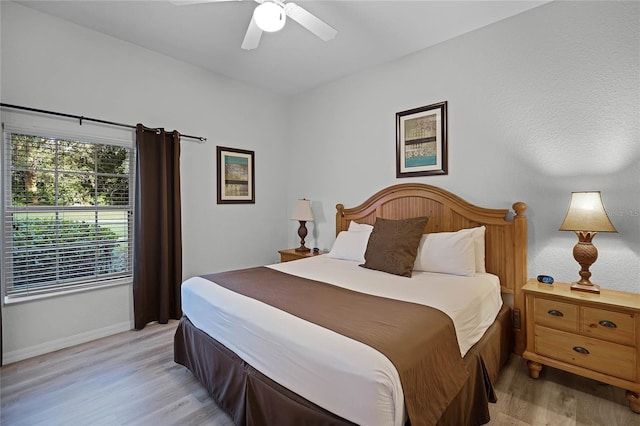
xmin=5 ymin=132 xmax=133 ymax=294
xmin=11 ymin=217 xmax=123 ymax=288
xmin=10 ymin=134 xmax=130 ymax=207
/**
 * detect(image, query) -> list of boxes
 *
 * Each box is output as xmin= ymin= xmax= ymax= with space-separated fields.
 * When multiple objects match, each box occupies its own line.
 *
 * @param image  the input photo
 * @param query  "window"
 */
xmin=2 ymin=130 xmax=135 ymax=298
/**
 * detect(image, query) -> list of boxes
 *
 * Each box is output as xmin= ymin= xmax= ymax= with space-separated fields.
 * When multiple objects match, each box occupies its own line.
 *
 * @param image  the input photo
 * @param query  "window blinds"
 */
xmin=2 ymin=131 xmax=135 ymax=297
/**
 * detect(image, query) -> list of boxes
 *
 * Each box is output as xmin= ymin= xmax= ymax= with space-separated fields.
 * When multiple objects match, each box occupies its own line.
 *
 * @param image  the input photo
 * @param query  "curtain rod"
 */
xmin=0 ymin=103 xmax=207 ymax=142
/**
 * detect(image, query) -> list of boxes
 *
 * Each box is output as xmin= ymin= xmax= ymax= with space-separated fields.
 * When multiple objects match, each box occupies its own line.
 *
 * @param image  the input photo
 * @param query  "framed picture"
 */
xmin=396 ymin=101 xmax=448 ymax=177
xmin=216 ymin=146 xmax=255 ymax=204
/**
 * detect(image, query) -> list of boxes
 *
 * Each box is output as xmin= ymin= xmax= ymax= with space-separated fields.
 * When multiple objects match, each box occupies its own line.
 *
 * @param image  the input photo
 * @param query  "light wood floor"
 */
xmin=1 ymin=321 xmax=637 ymax=426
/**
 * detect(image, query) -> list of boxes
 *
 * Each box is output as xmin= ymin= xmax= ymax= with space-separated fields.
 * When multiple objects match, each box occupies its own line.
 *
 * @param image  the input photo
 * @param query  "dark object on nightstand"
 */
xmin=537 ymin=275 xmax=554 ymax=284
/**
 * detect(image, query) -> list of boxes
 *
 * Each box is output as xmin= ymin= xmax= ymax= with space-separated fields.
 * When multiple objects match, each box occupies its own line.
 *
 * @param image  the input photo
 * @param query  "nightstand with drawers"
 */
xmin=278 ymin=248 xmax=327 ymax=263
xmin=522 ymin=279 xmax=640 ymax=413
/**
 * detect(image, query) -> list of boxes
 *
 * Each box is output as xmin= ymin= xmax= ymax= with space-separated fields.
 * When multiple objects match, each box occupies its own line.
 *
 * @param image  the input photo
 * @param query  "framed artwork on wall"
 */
xmin=216 ymin=146 xmax=255 ymax=204
xmin=396 ymin=101 xmax=448 ymax=177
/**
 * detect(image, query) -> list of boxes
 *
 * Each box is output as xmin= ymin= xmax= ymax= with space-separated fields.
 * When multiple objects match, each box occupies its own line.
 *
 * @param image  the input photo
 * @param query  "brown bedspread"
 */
xmin=202 ymin=267 xmax=469 ymax=426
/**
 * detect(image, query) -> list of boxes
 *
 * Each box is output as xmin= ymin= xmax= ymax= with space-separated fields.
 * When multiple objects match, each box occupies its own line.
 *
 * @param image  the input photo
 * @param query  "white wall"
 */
xmin=1 ymin=1 xmax=290 ymax=363
xmin=2 ymin=0 xmax=639 ymax=364
xmin=288 ymin=1 xmax=640 ymax=292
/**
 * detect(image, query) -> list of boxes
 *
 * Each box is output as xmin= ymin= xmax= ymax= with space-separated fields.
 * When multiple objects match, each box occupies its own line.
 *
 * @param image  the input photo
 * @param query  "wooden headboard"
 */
xmin=335 ymin=183 xmax=528 ymax=353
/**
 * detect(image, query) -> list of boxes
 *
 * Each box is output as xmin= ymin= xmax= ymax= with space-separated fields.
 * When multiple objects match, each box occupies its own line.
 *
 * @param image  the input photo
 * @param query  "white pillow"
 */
xmin=435 ymin=226 xmax=486 ymax=273
xmin=348 ymin=221 xmax=374 ymax=232
xmin=469 ymin=226 xmax=486 ymax=273
xmin=413 ymin=230 xmax=476 ymax=276
xmin=327 ymin=230 xmax=371 ymax=262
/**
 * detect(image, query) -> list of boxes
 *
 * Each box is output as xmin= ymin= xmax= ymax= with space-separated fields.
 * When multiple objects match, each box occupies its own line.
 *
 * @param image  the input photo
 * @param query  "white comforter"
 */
xmin=181 ymin=255 xmax=502 ymax=426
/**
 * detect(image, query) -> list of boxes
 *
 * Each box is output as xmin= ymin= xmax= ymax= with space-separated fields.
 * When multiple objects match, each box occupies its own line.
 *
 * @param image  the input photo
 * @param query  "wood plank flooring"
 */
xmin=1 ymin=321 xmax=637 ymax=425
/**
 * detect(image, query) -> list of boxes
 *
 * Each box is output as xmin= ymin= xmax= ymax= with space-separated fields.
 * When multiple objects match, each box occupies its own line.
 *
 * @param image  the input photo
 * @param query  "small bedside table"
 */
xmin=522 ymin=278 xmax=640 ymax=413
xmin=278 ymin=248 xmax=327 ymax=263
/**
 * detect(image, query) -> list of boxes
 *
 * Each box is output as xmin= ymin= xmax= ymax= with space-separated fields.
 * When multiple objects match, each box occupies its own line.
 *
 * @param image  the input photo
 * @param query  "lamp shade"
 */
xmin=559 ymin=191 xmax=617 ymax=233
xmin=254 ymin=2 xmax=286 ymax=32
xmin=291 ymin=199 xmax=314 ymax=221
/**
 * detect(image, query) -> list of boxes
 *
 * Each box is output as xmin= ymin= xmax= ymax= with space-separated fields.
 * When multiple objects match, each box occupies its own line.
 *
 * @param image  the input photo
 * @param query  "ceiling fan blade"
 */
xmin=241 ymin=15 xmax=263 ymax=50
xmin=284 ymin=2 xmax=337 ymax=42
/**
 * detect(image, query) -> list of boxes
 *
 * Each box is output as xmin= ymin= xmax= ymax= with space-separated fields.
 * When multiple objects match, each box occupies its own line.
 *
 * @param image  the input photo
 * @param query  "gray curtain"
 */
xmin=133 ymin=124 xmax=182 ymax=330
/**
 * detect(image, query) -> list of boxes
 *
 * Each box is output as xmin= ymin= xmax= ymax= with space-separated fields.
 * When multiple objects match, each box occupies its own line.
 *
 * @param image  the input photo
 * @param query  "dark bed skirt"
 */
xmin=174 ymin=305 xmax=512 ymax=426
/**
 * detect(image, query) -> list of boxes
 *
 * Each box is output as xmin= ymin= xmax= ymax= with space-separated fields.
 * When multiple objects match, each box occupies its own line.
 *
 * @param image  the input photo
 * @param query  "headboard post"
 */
xmin=335 ymin=203 xmax=346 ymax=236
xmin=512 ymin=201 xmax=528 ymax=355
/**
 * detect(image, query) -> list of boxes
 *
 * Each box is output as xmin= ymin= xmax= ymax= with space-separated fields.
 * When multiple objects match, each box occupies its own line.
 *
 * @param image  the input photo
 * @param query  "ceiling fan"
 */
xmin=170 ymin=0 xmax=338 ymax=50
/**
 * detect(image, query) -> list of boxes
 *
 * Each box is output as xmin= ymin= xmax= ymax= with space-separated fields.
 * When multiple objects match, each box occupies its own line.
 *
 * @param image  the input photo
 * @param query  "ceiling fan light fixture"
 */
xmin=253 ymin=2 xmax=286 ymax=33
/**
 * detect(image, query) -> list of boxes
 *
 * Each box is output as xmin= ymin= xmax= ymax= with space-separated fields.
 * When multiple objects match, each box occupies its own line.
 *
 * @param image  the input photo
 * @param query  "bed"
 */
xmin=174 ymin=183 xmax=528 ymax=425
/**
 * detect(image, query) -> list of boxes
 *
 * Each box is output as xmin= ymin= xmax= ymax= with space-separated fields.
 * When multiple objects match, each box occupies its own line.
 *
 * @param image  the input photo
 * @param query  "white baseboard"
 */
xmin=3 ymin=320 xmax=134 ymax=365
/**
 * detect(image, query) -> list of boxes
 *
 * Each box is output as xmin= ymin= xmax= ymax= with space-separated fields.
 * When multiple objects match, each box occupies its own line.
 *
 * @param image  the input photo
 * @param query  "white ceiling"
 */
xmin=15 ymin=0 xmax=548 ymax=96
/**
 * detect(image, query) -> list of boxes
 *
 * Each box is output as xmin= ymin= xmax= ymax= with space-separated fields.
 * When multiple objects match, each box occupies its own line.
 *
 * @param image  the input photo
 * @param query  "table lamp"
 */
xmin=559 ymin=191 xmax=617 ymax=294
xmin=291 ymin=199 xmax=314 ymax=252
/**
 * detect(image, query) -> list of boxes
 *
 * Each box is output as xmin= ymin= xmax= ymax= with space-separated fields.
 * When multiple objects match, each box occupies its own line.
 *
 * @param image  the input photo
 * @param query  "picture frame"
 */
xmin=396 ymin=101 xmax=448 ymax=177
xmin=216 ymin=146 xmax=255 ymax=204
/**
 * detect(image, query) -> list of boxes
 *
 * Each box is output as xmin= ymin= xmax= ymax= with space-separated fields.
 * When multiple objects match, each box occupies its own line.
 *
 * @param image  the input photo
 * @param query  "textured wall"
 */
xmin=288 ymin=1 xmax=640 ymax=292
xmin=1 ymin=1 xmax=290 ymax=362
xmin=1 ymin=0 xmax=638 ymax=364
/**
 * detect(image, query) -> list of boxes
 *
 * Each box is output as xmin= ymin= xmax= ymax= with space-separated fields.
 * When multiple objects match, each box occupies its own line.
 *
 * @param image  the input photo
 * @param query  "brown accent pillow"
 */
xmin=360 ymin=216 xmax=429 ymax=277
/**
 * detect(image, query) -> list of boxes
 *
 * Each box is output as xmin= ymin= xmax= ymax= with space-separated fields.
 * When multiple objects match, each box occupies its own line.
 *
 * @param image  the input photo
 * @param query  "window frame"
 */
xmin=1 ymin=126 xmax=136 ymax=301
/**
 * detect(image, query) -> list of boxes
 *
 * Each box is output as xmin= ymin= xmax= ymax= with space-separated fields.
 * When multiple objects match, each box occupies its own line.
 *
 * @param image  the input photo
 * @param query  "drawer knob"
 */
xmin=598 ymin=320 xmax=617 ymax=328
xmin=573 ymin=346 xmax=590 ymax=355
xmin=547 ymin=309 xmax=564 ymax=317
